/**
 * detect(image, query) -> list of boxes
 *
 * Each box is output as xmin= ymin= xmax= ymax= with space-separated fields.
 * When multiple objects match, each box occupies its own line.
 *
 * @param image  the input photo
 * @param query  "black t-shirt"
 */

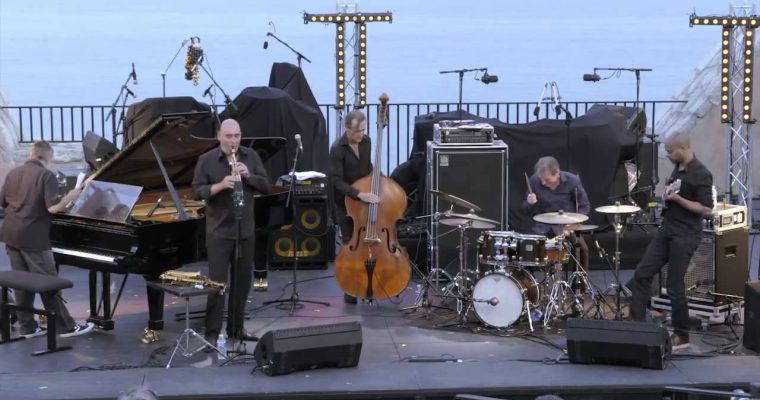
xmin=662 ymin=157 xmax=713 ymax=234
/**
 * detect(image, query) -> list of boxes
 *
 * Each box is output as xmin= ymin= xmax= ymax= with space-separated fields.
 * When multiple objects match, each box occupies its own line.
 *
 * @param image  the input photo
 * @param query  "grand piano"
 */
xmin=50 ymin=111 xmax=217 ymax=332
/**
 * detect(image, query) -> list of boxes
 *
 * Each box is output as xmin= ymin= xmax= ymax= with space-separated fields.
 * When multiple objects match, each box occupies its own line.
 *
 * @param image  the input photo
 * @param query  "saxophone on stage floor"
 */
xmin=160 ymin=270 xmax=226 ymax=293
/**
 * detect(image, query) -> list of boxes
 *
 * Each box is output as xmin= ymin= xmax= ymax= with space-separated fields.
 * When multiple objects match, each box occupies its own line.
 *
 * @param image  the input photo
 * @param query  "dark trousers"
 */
xmin=5 ymin=245 xmax=76 ymax=334
xmin=627 ymin=227 xmax=700 ymax=338
xmin=205 ymin=233 xmax=254 ymax=338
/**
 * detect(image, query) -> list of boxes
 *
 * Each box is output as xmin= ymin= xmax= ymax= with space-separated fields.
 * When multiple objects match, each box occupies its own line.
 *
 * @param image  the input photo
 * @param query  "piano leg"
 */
xmin=87 ymin=271 xmax=115 ymax=330
xmin=145 ymin=277 xmax=165 ymax=331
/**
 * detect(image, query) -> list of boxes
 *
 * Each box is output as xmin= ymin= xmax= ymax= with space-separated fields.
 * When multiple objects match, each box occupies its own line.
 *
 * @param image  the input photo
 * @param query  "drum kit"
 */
xmin=407 ymin=190 xmax=642 ymax=332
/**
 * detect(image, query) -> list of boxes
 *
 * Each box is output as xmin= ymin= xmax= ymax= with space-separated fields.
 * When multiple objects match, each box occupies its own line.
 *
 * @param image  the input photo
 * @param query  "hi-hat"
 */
xmin=429 ymin=189 xmax=481 ymax=212
xmin=533 ymin=211 xmax=588 ymax=225
xmin=564 ymin=224 xmax=599 ymax=232
xmin=440 ymin=212 xmax=498 ymax=229
xmin=595 ymin=204 xmax=641 ymax=214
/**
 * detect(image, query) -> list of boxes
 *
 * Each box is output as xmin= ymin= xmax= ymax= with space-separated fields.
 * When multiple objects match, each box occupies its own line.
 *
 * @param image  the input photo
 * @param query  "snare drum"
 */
xmin=545 ymin=237 xmax=569 ymax=264
xmin=472 ymin=267 xmax=540 ymax=328
xmin=477 ymin=231 xmax=518 ymax=273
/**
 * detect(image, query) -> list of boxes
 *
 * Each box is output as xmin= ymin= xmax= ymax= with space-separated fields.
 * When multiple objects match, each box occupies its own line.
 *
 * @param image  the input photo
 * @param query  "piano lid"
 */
xmin=90 ymin=111 xmax=216 ymax=190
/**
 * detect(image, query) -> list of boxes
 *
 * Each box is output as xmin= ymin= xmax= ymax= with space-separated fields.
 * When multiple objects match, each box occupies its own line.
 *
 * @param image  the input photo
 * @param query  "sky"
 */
xmin=0 ymin=0 xmax=736 ymax=107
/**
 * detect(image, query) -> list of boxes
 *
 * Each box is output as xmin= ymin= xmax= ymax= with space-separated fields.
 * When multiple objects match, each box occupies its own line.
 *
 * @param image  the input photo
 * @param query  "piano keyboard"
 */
xmin=52 ymin=247 xmax=117 ymax=264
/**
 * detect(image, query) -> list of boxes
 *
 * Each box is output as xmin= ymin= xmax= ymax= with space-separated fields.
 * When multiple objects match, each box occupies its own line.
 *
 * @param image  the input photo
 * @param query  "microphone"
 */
xmin=480 ymin=72 xmax=498 ymax=84
xmin=131 ymin=62 xmax=138 ymax=85
xmin=263 ymin=32 xmax=271 ymax=49
xmin=488 ymin=297 xmax=499 ymax=306
xmin=294 ymin=134 xmax=303 ymax=152
xmin=125 ymin=87 xmax=136 ymax=98
xmin=583 ymin=73 xmax=601 ymax=82
xmin=202 ymin=84 xmax=213 ymax=98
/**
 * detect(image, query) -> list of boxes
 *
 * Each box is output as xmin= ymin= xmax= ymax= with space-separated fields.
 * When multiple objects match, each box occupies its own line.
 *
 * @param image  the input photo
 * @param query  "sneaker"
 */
xmin=671 ymin=334 xmax=690 ymax=351
xmin=60 ymin=322 xmax=94 ymax=338
xmin=21 ymin=327 xmax=47 ymax=339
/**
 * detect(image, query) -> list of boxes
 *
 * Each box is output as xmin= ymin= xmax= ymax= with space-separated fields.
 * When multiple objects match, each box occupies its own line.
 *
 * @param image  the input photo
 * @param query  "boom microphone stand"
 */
xmin=105 ymin=63 xmax=138 ymax=146
xmin=264 ymin=32 xmax=312 ymax=68
xmin=161 ymin=39 xmax=189 ymax=97
xmin=439 ymin=67 xmax=487 ymax=121
xmin=263 ymin=141 xmax=330 ymax=315
xmin=197 ymin=56 xmax=239 ymax=113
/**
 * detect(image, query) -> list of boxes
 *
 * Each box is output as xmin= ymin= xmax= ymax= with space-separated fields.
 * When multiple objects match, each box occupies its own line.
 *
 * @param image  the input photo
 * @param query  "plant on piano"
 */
xmin=184 ymin=37 xmax=202 ymax=86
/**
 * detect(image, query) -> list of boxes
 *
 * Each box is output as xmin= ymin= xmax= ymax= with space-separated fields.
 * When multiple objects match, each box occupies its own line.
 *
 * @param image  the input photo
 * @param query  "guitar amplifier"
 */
xmin=653 ymin=228 xmax=748 ymax=305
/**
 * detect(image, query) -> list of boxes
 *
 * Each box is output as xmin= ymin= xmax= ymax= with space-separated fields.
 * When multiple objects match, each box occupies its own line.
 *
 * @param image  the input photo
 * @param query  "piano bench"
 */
xmin=0 ymin=270 xmax=74 ymax=356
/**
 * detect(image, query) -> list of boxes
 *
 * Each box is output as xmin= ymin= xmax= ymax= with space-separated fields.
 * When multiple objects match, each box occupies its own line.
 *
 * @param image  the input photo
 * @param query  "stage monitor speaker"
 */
xmin=253 ymin=322 xmax=362 ymax=376
xmin=656 ymin=228 xmax=749 ymax=304
xmin=744 ymin=281 xmax=760 ymax=352
xmin=427 ymin=141 xmax=508 ymax=274
xmin=82 ymin=131 xmax=119 ymax=171
xmin=268 ymin=195 xmax=333 ymax=270
xmin=566 ymin=318 xmax=670 ymax=370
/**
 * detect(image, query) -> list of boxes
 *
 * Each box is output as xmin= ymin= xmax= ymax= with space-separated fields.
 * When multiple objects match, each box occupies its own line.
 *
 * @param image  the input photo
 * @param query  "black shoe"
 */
xmin=344 ymin=293 xmax=358 ymax=304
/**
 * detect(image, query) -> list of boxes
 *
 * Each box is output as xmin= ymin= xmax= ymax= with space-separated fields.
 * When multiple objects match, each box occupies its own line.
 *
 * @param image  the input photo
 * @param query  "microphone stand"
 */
xmin=197 ymin=57 xmax=239 ymax=113
xmin=266 ymin=32 xmax=312 ymax=68
xmin=105 ymin=64 xmax=136 ymax=147
xmin=593 ymin=67 xmax=654 ymax=219
xmin=205 ymin=90 xmax=221 ymax=126
xmin=559 ymin=104 xmax=573 ymax=171
xmin=263 ymin=143 xmax=330 ymax=315
xmin=440 ymin=67 xmax=486 ymax=121
xmin=161 ymin=39 xmax=189 ymax=97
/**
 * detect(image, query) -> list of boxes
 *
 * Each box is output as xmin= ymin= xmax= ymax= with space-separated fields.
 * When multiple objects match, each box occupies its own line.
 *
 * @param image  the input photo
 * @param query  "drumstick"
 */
xmin=525 ymin=172 xmax=534 ymax=195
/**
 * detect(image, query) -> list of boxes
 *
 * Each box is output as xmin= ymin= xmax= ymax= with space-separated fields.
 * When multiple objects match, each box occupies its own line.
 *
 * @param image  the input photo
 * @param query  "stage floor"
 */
xmin=0 ymin=241 xmax=758 ymax=400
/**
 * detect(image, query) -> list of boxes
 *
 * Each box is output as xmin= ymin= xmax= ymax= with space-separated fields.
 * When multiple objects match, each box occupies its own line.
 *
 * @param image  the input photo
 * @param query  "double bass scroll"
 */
xmin=334 ymin=93 xmax=411 ymax=300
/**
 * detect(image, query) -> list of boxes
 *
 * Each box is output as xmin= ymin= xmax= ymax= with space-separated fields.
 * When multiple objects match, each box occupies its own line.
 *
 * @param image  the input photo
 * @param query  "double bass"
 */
xmin=335 ymin=93 xmax=411 ymax=300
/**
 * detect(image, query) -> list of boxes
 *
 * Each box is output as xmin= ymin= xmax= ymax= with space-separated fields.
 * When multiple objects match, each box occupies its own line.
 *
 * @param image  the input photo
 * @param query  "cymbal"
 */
xmin=533 ymin=211 xmax=588 ymax=225
xmin=564 ymin=224 xmax=599 ymax=232
xmin=595 ymin=204 xmax=641 ymax=214
xmin=428 ymin=189 xmax=481 ymax=212
xmin=439 ymin=212 xmax=498 ymax=229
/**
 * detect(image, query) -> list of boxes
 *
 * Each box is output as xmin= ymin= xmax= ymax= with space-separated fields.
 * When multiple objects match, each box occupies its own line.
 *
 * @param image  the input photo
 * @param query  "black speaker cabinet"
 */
xmin=566 ymin=319 xmax=670 ymax=370
xmin=744 ymin=281 xmax=760 ymax=352
xmin=427 ymin=141 xmax=508 ymax=273
xmin=82 ymin=131 xmax=118 ymax=171
xmin=656 ymin=228 xmax=749 ymax=304
xmin=268 ymin=195 xmax=333 ymax=270
xmin=254 ymin=322 xmax=362 ymax=376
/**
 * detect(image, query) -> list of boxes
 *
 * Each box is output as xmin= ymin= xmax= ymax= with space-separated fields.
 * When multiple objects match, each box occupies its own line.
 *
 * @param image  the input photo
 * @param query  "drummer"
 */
xmin=523 ymin=156 xmax=591 ymax=270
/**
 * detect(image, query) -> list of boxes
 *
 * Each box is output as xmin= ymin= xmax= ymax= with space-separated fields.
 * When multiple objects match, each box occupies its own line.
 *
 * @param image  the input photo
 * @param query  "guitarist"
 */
xmin=329 ymin=110 xmax=380 ymax=304
xmin=627 ymin=132 xmax=713 ymax=351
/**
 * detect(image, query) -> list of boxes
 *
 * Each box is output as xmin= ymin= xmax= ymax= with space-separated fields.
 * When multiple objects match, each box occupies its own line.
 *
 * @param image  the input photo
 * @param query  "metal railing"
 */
xmin=1 ymin=100 xmax=685 ymax=173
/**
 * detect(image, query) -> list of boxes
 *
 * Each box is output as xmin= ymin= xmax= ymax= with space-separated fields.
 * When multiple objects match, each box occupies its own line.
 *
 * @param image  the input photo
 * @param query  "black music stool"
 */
xmin=145 ymin=281 xmax=224 ymax=367
xmin=0 ymin=270 xmax=73 ymax=356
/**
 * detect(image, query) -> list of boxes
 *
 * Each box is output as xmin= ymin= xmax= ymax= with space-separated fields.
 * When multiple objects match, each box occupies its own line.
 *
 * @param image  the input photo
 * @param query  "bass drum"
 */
xmin=472 ymin=267 xmax=540 ymax=328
